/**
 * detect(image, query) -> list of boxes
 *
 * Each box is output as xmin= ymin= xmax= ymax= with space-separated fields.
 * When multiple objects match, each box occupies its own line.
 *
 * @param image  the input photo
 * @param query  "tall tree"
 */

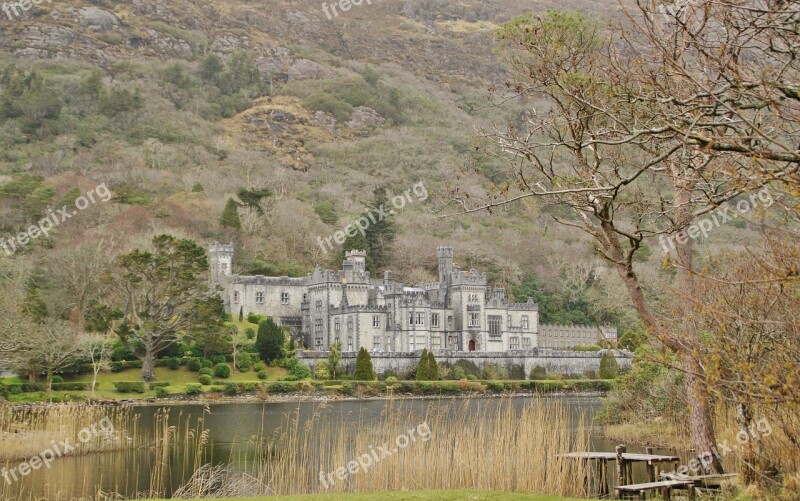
xmin=97 ymin=235 xmax=225 ymax=381
xmin=364 ymin=186 xmax=397 ymax=271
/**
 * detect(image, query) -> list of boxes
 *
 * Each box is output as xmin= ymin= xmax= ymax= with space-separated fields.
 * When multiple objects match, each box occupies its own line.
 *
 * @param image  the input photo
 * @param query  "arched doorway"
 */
xmin=468 ymin=339 xmax=476 ymax=352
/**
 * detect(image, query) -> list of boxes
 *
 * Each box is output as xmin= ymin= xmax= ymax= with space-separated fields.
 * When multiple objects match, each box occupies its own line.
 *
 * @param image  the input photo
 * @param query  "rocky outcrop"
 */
xmin=313 ymin=111 xmax=337 ymax=133
xmin=77 ymin=7 xmax=120 ymax=31
xmin=346 ymin=106 xmax=385 ymax=129
xmin=287 ymin=59 xmax=334 ymax=81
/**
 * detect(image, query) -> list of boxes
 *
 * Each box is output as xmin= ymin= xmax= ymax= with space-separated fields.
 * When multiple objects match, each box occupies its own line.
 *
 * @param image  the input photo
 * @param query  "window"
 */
xmin=347 ymin=316 xmax=354 ymax=330
xmin=431 ymin=336 xmax=441 ymax=349
xmin=415 ymin=312 xmax=425 ymax=325
xmin=281 ymin=292 xmax=289 ymax=305
xmin=347 ymin=337 xmax=354 ymax=351
xmin=315 ymin=300 xmax=322 ymax=310
xmin=334 ymin=319 xmax=340 ymax=332
xmin=488 ymin=315 xmax=502 ymax=337
xmin=409 ymin=314 xmax=414 ymax=326
xmin=521 ymin=315 xmax=529 ymax=330
xmin=315 ymin=337 xmax=323 ymax=349
xmin=373 ymin=336 xmax=381 ymax=350
xmin=510 ymin=337 xmax=519 ymax=350
xmin=507 ymin=314 xmax=512 ymax=326
xmin=233 ymin=291 xmax=239 ymax=304
xmin=469 ymin=312 xmax=480 ymax=327
xmin=373 ymin=315 xmax=380 ymax=328
xmin=255 ymin=291 xmax=264 ymax=304
xmin=522 ymin=337 xmax=531 ymax=349
xmin=431 ymin=313 xmax=439 ymax=328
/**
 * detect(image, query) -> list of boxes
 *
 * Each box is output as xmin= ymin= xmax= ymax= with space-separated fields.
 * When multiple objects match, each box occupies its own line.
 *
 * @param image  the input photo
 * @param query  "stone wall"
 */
xmin=297 ymin=349 xmax=632 ymax=378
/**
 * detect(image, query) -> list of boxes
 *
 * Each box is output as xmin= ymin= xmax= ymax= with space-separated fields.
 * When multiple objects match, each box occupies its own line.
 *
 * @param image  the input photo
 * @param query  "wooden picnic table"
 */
xmin=558 ymin=446 xmax=682 ymax=498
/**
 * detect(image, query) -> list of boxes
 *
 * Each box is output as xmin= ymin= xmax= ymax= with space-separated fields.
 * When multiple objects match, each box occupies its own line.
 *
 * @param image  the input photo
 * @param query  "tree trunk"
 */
xmin=735 ymin=400 xmax=757 ymax=484
xmin=46 ymin=368 xmax=52 ymax=392
xmin=141 ymin=349 xmax=156 ymax=382
xmin=673 ymin=172 xmax=723 ymax=474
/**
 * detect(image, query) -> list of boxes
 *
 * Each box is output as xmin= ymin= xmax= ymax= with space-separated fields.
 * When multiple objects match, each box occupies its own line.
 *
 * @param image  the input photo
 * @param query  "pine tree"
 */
xmin=255 ymin=318 xmax=285 ymax=364
xmin=354 ymin=347 xmax=376 ymax=381
xmin=364 ymin=186 xmax=396 ymax=271
xmin=416 ymin=349 xmax=430 ymax=380
xmin=220 ymin=198 xmax=241 ymax=230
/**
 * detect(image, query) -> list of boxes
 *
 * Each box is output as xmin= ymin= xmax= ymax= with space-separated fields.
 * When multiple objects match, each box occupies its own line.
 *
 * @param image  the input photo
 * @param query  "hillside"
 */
xmin=0 ymin=0 xmax=765 ymax=332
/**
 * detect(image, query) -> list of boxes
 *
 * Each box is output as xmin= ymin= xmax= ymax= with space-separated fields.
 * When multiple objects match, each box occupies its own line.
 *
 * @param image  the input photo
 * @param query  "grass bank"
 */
xmin=150 ymin=491 xmax=586 ymax=501
xmin=1 ymin=367 xmax=614 ymax=403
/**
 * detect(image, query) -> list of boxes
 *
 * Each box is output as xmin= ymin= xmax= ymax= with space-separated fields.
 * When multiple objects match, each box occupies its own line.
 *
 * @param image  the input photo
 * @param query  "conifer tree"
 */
xmin=220 ymin=198 xmax=241 ymax=230
xmin=426 ymin=350 xmax=439 ymax=380
xmin=354 ymin=347 xmax=376 ymax=381
xmin=416 ymin=349 xmax=431 ymax=380
xmin=255 ymin=318 xmax=285 ymax=364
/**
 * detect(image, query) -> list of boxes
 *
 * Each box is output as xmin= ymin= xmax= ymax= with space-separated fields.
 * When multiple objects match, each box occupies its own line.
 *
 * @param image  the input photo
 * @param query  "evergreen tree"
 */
xmin=220 ymin=198 xmax=241 ymax=230
xmin=599 ymin=351 xmax=620 ymax=379
xmin=288 ymin=336 xmax=297 ymax=353
xmin=255 ymin=318 xmax=285 ymax=364
xmin=364 ymin=186 xmax=396 ymax=271
xmin=416 ymin=349 xmax=431 ymax=380
xmin=426 ymin=350 xmax=440 ymax=380
xmin=238 ymin=306 xmax=243 ymax=323
xmin=354 ymin=347 xmax=376 ymax=381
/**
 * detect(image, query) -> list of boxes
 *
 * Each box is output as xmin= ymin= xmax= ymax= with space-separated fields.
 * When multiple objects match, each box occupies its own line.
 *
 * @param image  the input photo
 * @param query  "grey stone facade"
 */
xmin=538 ymin=324 xmax=618 ymax=349
xmin=210 ymin=243 xmax=617 ymax=356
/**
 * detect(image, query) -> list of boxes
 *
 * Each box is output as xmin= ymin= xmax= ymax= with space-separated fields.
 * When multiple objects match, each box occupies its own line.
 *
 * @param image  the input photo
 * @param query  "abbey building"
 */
xmin=210 ymin=244 xmax=615 ymax=352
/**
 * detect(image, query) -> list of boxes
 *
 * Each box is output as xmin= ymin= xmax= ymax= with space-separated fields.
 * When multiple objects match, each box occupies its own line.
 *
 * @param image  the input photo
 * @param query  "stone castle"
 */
xmin=210 ymin=244 xmax=616 ymax=353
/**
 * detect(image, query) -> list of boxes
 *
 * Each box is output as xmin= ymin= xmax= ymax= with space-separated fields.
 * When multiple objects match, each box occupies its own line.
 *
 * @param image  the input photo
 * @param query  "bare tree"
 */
xmin=81 ymin=334 xmax=112 ymax=397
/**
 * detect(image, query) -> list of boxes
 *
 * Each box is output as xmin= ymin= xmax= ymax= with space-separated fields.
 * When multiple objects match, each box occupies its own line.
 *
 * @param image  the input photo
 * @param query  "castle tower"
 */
xmin=209 ymin=242 xmax=234 ymax=284
xmin=438 ymin=246 xmax=454 ymax=284
xmin=342 ymin=249 xmax=367 ymax=284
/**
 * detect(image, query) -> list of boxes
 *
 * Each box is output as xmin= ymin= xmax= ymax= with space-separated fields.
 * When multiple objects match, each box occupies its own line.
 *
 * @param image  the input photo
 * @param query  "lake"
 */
xmin=1 ymin=396 xmax=687 ymax=499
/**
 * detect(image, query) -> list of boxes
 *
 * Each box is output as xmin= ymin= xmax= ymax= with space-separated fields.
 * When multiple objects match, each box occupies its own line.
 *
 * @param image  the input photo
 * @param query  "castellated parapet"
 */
xmin=212 ymin=243 xmax=615 ymax=354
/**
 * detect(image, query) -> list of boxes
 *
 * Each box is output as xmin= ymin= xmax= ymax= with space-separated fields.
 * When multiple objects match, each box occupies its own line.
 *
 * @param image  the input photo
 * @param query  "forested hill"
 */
xmin=0 ymin=0 xmax=755 ymax=333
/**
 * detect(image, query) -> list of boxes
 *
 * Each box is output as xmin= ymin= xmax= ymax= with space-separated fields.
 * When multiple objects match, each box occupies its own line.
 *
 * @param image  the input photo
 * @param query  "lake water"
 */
xmin=1 ymin=396 xmax=688 ymax=499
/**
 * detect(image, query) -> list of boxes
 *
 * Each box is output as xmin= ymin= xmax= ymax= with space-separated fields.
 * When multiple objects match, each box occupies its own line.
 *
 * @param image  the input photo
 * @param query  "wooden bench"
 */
xmin=615 ymin=479 xmax=695 ymax=500
xmin=661 ymin=472 xmax=739 ymax=489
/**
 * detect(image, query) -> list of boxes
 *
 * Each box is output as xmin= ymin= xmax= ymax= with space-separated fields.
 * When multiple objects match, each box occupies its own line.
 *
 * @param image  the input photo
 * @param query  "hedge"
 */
xmin=51 ymin=382 xmax=93 ymax=391
xmin=113 ymin=382 xmax=146 ymax=393
xmin=149 ymin=382 xmax=170 ymax=389
xmin=110 ymin=360 xmax=143 ymax=372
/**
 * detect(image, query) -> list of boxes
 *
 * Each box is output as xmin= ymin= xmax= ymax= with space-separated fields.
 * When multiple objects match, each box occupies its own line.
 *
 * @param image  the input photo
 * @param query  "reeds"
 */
xmin=1 ymin=397 xmax=593 ymax=499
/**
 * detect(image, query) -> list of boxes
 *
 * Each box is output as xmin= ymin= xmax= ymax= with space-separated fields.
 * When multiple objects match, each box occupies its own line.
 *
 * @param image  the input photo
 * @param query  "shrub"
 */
xmin=253 ymin=361 xmax=267 ymax=372
xmin=201 ymin=359 xmax=213 ymax=369
xmin=244 ymin=327 xmax=256 ymax=340
xmin=466 ymin=374 xmax=478 ymax=381
xmin=214 ymin=363 xmax=232 ymax=378
xmin=599 ymin=352 xmax=620 ymax=379
xmin=149 ymin=382 xmax=170 ymax=389
xmin=236 ymin=353 xmax=252 ymax=372
xmin=185 ymin=383 xmax=202 ymax=395
xmin=186 ymin=358 xmax=203 ymax=372
xmin=353 ymin=347 xmax=376 ymax=381
xmin=286 ymin=357 xmax=312 ymax=380
xmin=211 ymin=355 xmax=227 ymax=365
xmin=224 ymin=383 xmax=239 ymax=396
xmin=113 ymin=382 xmax=146 ymax=393
xmin=257 ymin=370 xmax=268 ymax=380
xmin=247 ymin=313 xmax=265 ymax=325
xmin=51 ymin=375 xmax=64 ymax=383
xmin=154 ymin=387 xmax=169 ymax=398
xmin=385 ymin=376 xmax=398 ymax=385
xmin=50 ymin=382 xmax=91 ymax=391
xmin=198 ymin=375 xmax=213 ymax=385
xmin=167 ymin=357 xmax=180 ymax=370
xmin=530 ymin=365 xmax=548 ymax=380
xmin=199 ymin=367 xmax=213 ymax=376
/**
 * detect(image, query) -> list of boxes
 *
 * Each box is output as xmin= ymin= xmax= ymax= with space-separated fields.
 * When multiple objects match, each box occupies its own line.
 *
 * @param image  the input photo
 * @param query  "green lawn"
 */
xmin=4 ymin=365 xmax=289 ymax=402
xmin=151 ymin=491 xmax=588 ymax=501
